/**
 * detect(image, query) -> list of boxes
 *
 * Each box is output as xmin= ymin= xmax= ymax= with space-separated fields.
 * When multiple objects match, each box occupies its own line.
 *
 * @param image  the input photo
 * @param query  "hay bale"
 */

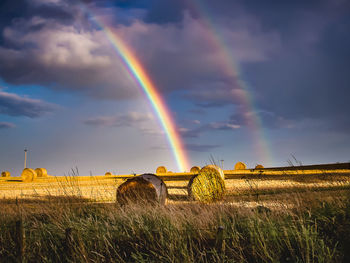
xmin=1 ymin=171 xmax=10 ymax=177
xmin=188 ymin=165 xmax=226 ymax=202
xmin=117 ymin=173 xmax=168 ymax=206
xmin=255 ymin=164 xmax=264 ymax=169
xmin=200 ymin=165 xmax=225 ymax=180
xmin=190 ymin=166 xmax=201 ymax=173
xmin=234 ymin=162 xmax=247 ymax=170
xmin=156 ymin=166 xmax=167 ymax=174
xmin=21 ymin=168 xmax=37 ymax=182
xmin=105 ymin=172 xmax=112 ymax=176
xmin=35 ymin=168 xmax=48 ymax=177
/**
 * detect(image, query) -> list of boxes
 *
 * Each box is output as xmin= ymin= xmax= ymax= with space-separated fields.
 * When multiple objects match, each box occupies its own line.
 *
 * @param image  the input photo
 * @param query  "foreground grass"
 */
xmin=0 ymin=189 xmax=350 ymax=263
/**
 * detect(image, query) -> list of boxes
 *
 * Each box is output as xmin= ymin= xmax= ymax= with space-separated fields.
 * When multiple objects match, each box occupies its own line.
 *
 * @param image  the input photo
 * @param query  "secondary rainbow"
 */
xmin=86 ymin=15 xmax=190 ymax=172
xmin=186 ymin=0 xmax=273 ymax=165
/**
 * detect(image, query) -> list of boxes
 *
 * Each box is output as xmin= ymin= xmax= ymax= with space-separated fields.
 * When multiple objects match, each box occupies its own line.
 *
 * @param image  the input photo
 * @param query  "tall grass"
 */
xmin=0 ymin=188 xmax=350 ymax=262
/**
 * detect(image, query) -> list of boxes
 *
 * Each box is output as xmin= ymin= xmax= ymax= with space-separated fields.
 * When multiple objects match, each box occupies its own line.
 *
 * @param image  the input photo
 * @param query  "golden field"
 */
xmin=1 ymin=170 xmax=350 ymax=208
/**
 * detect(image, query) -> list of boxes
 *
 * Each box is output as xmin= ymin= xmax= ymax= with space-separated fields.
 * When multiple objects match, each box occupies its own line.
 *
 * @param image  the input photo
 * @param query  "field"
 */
xmin=1 ymin=169 xmax=350 ymax=262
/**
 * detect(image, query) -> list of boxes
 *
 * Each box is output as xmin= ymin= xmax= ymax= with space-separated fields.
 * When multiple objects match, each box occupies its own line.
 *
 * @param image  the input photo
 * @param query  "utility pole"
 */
xmin=24 ymin=148 xmax=28 ymax=169
xmin=220 ymin=159 xmax=224 ymax=170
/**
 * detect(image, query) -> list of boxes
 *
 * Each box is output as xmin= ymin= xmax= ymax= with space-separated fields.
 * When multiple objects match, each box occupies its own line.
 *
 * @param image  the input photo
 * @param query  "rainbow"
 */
xmin=84 ymin=11 xmax=190 ymax=172
xmin=185 ymin=1 xmax=273 ymax=165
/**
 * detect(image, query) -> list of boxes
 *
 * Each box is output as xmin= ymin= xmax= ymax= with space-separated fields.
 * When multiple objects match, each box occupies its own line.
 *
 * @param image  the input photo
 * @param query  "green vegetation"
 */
xmin=0 ymin=188 xmax=349 ymax=262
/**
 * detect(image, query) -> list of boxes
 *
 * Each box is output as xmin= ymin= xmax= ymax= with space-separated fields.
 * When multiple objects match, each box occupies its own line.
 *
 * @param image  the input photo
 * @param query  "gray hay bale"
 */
xmin=117 ymin=173 xmax=168 ymax=206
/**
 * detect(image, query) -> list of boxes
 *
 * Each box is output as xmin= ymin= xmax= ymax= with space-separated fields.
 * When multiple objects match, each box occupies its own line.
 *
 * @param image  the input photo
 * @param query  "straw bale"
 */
xmin=35 ymin=168 xmax=48 ymax=177
xmin=156 ymin=166 xmax=167 ymax=174
xmin=117 ymin=173 xmax=167 ymax=206
xmin=234 ymin=162 xmax=247 ymax=170
xmin=188 ymin=165 xmax=226 ymax=202
xmin=21 ymin=168 xmax=37 ymax=182
xmin=1 ymin=171 xmax=10 ymax=177
xmin=190 ymin=166 xmax=201 ymax=173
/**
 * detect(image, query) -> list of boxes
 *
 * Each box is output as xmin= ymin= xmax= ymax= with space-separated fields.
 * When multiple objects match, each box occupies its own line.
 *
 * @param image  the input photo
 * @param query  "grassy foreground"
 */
xmin=0 ymin=189 xmax=349 ymax=263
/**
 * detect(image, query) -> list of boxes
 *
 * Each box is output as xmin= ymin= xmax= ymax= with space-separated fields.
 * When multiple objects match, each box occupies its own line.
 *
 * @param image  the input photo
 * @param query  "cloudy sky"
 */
xmin=1 ymin=0 xmax=349 ymax=176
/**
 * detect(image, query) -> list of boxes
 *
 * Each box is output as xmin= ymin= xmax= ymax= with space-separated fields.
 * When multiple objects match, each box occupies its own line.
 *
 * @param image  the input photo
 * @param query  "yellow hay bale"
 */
xmin=156 ymin=166 xmax=167 ymax=174
xmin=201 ymin=165 xmax=225 ymax=180
xmin=116 ymin=174 xmax=167 ymax=206
xmin=187 ymin=165 xmax=226 ymax=202
xmin=1 ymin=171 xmax=10 ymax=177
xmin=105 ymin=172 xmax=112 ymax=176
xmin=35 ymin=168 xmax=48 ymax=177
xmin=255 ymin=164 xmax=264 ymax=169
xmin=190 ymin=166 xmax=201 ymax=173
xmin=21 ymin=168 xmax=37 ymax=182
xmin=234 ymin=162 xmax=247 ymax=170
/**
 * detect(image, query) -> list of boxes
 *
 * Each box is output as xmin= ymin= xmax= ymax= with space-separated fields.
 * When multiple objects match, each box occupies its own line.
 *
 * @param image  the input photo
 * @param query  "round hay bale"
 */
xmin=156 ymin=166 xmax=167 ymax=174
xmin=190 ymin=166 xmax=201 ymax=173
xmin=21 ymin=168 xmax=37 ymax=182
xmin=255 ymin=164 xmax=264 ymax=169
xmin=117 ymin=173 xmax=168 ymax=206
xmin=187 ymin=165 xmax=226 ymax=202
xmin=200 ymin=165 xmax=225 ymax=180
xmin=234 ymin=162 xmax=247 ymax=170
xmin=105 ymin=172 xmax=112 ymax=176
xmin=1 ymin=171 xmax=10 ymax=177
xmin=35 ymin=168 xmax=48 ymax=177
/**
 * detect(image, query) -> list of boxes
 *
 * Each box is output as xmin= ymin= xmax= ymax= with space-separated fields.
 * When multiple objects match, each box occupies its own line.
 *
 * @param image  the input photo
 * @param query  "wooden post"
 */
xmin=65 ymin=227 xmax=75 ymax=260
xmin=15 ymin=219 xmax=24 ymax=263
xmin=215 ymin=225 xmax=225 ymax=254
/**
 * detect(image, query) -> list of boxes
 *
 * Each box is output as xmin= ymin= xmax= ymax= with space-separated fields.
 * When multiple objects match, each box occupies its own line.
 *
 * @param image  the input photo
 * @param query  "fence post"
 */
xmin=65 ymin=228 xmax=74 ymax=259
xmin=15 ymin=219 xmax=25 ymax=263
xmin=215 ymin=225 xmax=225 ymax=254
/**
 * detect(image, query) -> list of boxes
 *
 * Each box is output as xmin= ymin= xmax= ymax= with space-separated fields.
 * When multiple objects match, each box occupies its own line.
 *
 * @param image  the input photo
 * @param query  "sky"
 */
xmin=0 ymin=0 xmax=350 ymax=176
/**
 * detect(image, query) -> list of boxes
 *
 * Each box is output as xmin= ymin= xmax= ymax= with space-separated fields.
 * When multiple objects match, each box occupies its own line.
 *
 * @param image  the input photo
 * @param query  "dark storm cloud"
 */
xmin=186 ymin=143 xmax=221 ymax=153
xmin=0 ymin=122 xmax=15 ymax=129
xmin=0 ymin=0 xmax=280 ymax=100
xmin=0 ymin=0 xmax=349 ymax=133
xmin=0 ymin=90 xmax=56 ymax=118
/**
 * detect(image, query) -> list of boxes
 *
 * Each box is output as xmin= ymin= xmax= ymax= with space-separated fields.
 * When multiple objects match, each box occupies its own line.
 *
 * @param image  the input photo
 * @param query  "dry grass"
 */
xmin=0 ymin=172 xmax=350 ymax=262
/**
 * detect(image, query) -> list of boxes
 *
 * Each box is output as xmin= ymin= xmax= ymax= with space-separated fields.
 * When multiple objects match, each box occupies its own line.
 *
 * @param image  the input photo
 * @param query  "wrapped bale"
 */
xmin=190 ymin=166 xmax=201 ymax=173
xmin=1 ymin=171 xmax=10 ymax=177
xmin=21 ymin=168 xmax=37 ymax=182
xmin=234 ymin=162 xmax=247 ymax=170
xmin=117 ymin=173 xmax=168 ymax=206
xmin=156 ymin=166 xmax=167 ymax=174
xmin=35 ymin=168 xmax=48 ymax=178
xmin=188 ymin=165 xmax=226 ymax=202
